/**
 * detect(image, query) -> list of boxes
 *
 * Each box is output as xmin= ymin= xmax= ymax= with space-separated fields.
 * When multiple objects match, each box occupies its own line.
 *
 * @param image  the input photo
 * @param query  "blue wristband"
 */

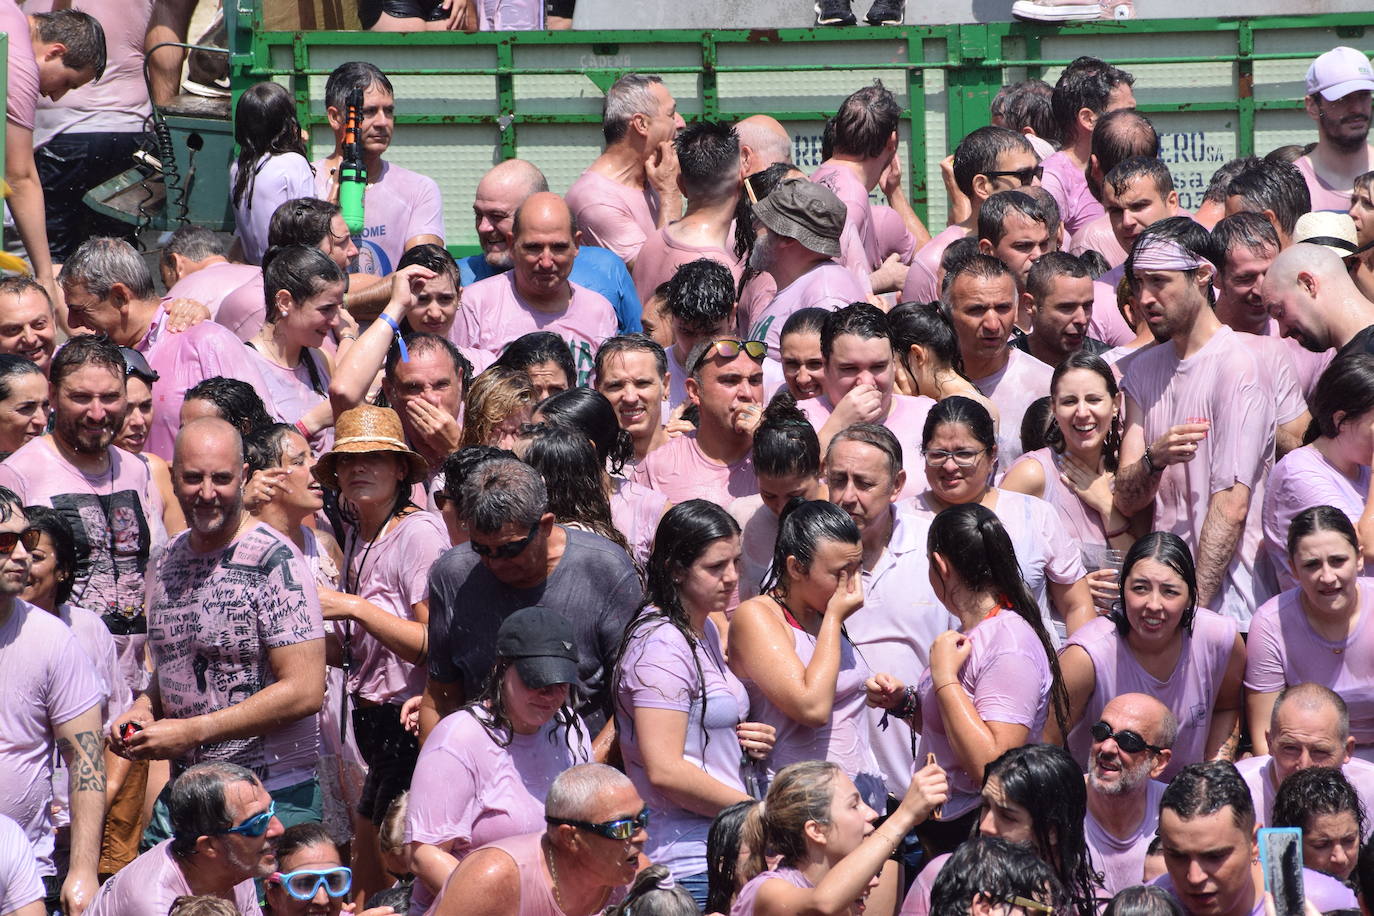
xmin=378 ymin=312 xmax=408 ymax=362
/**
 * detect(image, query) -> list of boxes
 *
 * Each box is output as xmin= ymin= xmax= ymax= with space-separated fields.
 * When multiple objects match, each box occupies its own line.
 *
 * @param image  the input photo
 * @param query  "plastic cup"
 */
xmin=1186 ymin=416 xmax=1210 ymax=438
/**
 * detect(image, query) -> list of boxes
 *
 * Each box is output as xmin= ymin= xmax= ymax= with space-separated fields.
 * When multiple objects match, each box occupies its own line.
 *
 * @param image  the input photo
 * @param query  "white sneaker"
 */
xmin=1012 ymin=0 xmax=1133 ymax=20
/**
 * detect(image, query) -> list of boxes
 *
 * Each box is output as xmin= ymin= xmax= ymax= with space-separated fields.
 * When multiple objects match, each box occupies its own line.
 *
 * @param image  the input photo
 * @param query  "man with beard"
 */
xmin=85 ymin=762 xmax=282 ymax=916
xmin=1264 ymin=241 xmax=1374 ymax=359
xmin=1296 ymin=47 xmax=1374 ymax=212
xmin=111 ymin=418 xmax=326 ymax=842
xmin=459 ymin=159 xmax=640 ymax=332
xmin=1083 ymin=693 xmax=1178 ymax=896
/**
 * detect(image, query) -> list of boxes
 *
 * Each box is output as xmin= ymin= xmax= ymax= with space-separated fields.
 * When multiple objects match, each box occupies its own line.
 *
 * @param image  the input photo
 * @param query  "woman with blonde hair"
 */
xmin=461 ymin=365 xmax=533 ymax=450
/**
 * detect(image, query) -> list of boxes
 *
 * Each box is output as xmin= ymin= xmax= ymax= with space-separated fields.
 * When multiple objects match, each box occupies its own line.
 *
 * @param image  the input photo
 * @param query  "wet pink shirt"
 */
xmin=1010 ymin=447 xmax=1110 ymax=549
xmin=1296 ymin=154 xmax=1358 ymax=212
xmin=631 ymin=227 xmax=742 ymax=306
xmin=609 ymin=476 xmax=668 ymax=567
xmin=214 ymin=271 xmax=266 ymax=341
xmin=165 ymin=261 xmax=262 ymax=320
xmin=729 ymin=494 xmax=776 ymax=601
xmin=813 ymin=161 xmax=917 ymax=271
xmin=873 ymin=204 xmax=920 ymax=265
xmin=1120 ymin=325 xmax=1276 ymax=624
xmin=747 ymin=263 xmax=869 ymax=361
xmin=1262 ymin=446 xmax=1371 ymax=590
xmin=564 ymin=169 xmax=661 ymax=264
xmin=1238 ymin=754 xmax=1374 ymax=833
xmin=1040 ymin=151 xmax=1104 ymax=237
xmin=631 ymin=432 xmax=758 ymax=506
xmin=970 ymin=348 xmax=1054 ymax=469
xmin=900 ymin=853 xmax=948 ymax=916
xmin=230 ymin=154 xmax=317 ymax=265
xmin=1069 ymin=213 xmax=1128 ymax=266
xmin=1086 ymin=780 xmax=1167 ymax=895
xmin=901 ymin=224 xmax=969 ymax=305
xmin=454 ymin=273 xmax=616 ymax=388
xmin=311 ymin=158 xmax=445 ymax=276
xmin=0 ymin=813 xmax=41 ymax=912
xmin=1238 ymin=332 xmax=1306 ymax=427
xmin=1090 ymin=277 xmax=1136 ymax=347
xmin=732 ymin=867 xmax=814 ymax=916
xmin=0 ymin=1 xmax=38 ymax=132
xmin=87 ymin=841 xmax=261 ymax=916
xmin=796 ymin=391 xmax=934 ymax=500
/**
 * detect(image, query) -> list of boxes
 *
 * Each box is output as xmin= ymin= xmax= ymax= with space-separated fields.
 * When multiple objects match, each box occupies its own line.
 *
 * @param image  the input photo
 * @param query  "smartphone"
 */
xmin=1259 ymin=827 xmax=1305 ymax=916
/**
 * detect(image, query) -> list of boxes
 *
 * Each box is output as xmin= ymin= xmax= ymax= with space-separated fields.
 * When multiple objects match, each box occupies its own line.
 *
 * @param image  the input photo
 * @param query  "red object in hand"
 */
xmin=120 ymin=722 xmax=142 ymax=742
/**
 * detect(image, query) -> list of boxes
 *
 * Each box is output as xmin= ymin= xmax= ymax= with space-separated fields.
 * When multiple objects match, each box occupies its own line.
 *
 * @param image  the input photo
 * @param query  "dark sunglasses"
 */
xmin=0 ymin=528 xmax=41 ymax=554
xmin=1090 ymin=720 xmax=1165 ymax=755
xmin=433 ymin=491 xmax=454 ymax=511
xmin=220 ymin=801 xmax=276 ymax=838
xmin=689 ymin=338 xmax=767 ymax=375
xmin=547 ymin=807 xmax=649 ymax=841
xmin=117 ymin=347 xmax=160 ymax=384
xmin=982 ymin=165 xmax=1044 ymax=186
xmin=469 ymin=520 xmax=540 ymax=560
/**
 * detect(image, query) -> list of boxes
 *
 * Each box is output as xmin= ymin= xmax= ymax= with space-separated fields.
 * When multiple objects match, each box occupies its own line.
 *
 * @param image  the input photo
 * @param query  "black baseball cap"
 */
xmin=496 ymin=607 xmax=579 ymax=689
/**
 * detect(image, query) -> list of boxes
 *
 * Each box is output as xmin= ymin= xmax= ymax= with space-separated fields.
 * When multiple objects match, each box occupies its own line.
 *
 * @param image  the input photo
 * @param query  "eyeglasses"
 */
xmin=433 ymin=491 xmax=454 ymax=511
xmin=982 ymin=165 xmax=1044 ymax=186
xmin=1003 ymin=896 xmax=1054 ymax=914
xmin=470 ymin=520 xmax=540 ymax=560
xmin=547 ymin=807 xmax=649 ymax=841
xmin=270 ymin=866 xmax=352 ymax=901
xmin=1090 ymin=721 xmax=1165 ymax=755
xmin=0 ymin=528 xmax=41 ymax=554
xmin=922 ymin=448 xmax=987 ymax=468
xmin=220 ymin=801 xmax=276 ymax=838
xmin=688 ymin=338 xmax=767 ymax=375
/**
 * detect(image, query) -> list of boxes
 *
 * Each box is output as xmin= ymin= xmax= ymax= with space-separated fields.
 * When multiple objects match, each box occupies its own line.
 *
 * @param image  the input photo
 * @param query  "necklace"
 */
xmin=543 ymin=836 xmax=609 ymax=916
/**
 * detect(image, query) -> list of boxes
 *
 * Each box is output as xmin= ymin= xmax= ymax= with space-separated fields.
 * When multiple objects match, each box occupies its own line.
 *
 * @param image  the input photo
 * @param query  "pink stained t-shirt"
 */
xmin=1069 ymin=213 xmax=1128 ymax=267
xmin=0 ymin=1 xmax=38 ymax=133
xmin=900 ymin=852 xmax=948 ymax=916
xmin=849 ymin=507 xmax=959 ymax=796
xmin=1090 ymin=277 xmax=1136 ymax=347
xmin=873 ymin=204 xmax=920 ymax=265
xmin=796 ymin=390 xmax=935 ymax=501
xmin=341 ymin=511 xmax=448 ymax=705
xmin=812 ymin=161 xmax=887 ymax=270
xmin=136 ymin=305 xmax=274 ymax=461
xmin=477 ymin=0 xmax=544 ymax=28
xmin=0 ymin=599 xmax=103 ymax=877
xmin=312 ymin=158 xmax=445 ymax=276
xmin=1086 ymin=779 xmax=1168 ymax=896
xmin=564 ymin=169 xmax=662 ymax=265
xmin=213 ymin=270 xmax=266 ymax=342
xmin=1238 ymin=754 xmax=1374 ymax=835
xmin=147 ymin=524 xmax=324 ymax=790
xmin=1245 ymin=581 xmax=1374 ymax=753
xmin=0 ymin=813 xmax=41 ymax=913
xmin=631 ymin=227 xmax=742 ymax=306
xmin=405 ymin=707 xmax=590 ymax=912
xmin=1120 ymin=324 xmax=1276 ymax=624
xmin=164 ymin=261 xmax=262 ymax=320
xmin=1295 ymin=154 xmax=1359 ymax=212
xmin=1237 ymin=332 xmax=1306 ymax=427
xmin=1153 ymin=865 xmax=1356 ymax=916
xmin=230 ymin=154 xmax=317 ymax=265
xmin=970 ymin=347 xmax=1054 ymax=469
xmin=1040 ymin=150 xmax=1104 ymax=237
xmin=631 ymin=432 xmax=758 ymax=507
xmin=1262 ymin=446 xmax=1371 ymax=590
xmin=453 ymin=273 xmax=617 ymax=388
xmin=902 ymin=223 xmax=969 ymax=305
xmin=729 ymin=494 xmax=777 ymax=601
xmin=1012 ymin=448 xmax=1110 ymax=550
xmin=915 ymin=610 xmax=1053 ymax=819
xmin=747 ymin=262 xmax=870 ymax=361
xmin=245 ymin=345 xmax=334 ymax=454
xmin=617 ymin=616 xmax=749 ymax=879
xmin=609 ymin=476 xmax=668 ymax=567
xmin=85 ymin=839 xmax=261 ymax=916
xmin=1065 ymin=611 xmax=1239 ymax=781
xmin=731 ymin=867 xmax=814 ymax=916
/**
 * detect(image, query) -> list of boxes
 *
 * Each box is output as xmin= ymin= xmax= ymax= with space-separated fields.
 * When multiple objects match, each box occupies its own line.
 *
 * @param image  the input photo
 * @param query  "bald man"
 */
xmin=453 ymin=193 xmax=618 ymax=386
xmin=1084 ymin=693 xmax=1178 ymax=895
xmin=125 ymin=415 xmax=325 ymax=845
xmin=460 ymin=159 xmax=640 ymax=332
xmin=737 ymin=114 xmax=793 ymax=176
xmin=1264 ymin=241 xmax=1374 ymax=357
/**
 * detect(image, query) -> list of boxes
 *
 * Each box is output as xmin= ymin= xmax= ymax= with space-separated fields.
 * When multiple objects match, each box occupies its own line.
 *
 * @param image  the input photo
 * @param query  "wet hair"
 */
xmin=169 ymin=897 xmax=239 ymax=916
xmin=953 ymin=126 xmax=1035 ymax=198
xmin=1160 ymin=760 xmax=1255 ymax=832
xmin=1044 ymin=352 xmax=1122 ymax=471
xmin=820 ymin=302 xmax=892 ymax=360
xmin=243 ymin=423 xmax=298 ymax=478
xmin=460 ymin=458 xmax=548 ymax=534
xmin=889 ymin=301 xmax=967 ymax=381
xmin=0 ymin=355 xmax=44 ymax=403
xmin=534 ymin=387 xmax=635 ymax=476
xmin=675 ymin=120 xmax=741 ymax=202
xmin=931 ymin=835 xmax=1066 ymax=916
xmin=274 ymin=821 xmax=335 ymax=864
xmin=595 ymin=333 xmax=669 ymax=383
xmin=1271 ymin=683 xmax=1350 ymax=742
xmin=1002 ymin=80 xmax=1058 ymax=145
xmin=467 ymin=653 xmax=587 ymax=753
xmin=986 ymin=745 xmax=1101 ymax=915
xmin=49 ymin=334 xmax=125 ymax=391
xmin=1124 ymin=217 xmax=1217 ymax=302
xmin=922 ymin=394 xmax=997 ymax=455
xmin=828 ymin=423 xmax=903 ymax=483
xmin=1267 ymin=144 xmax=1311 ymax=164
xmin=60 ymin=237 xmax=155 ymax=302
xmin=378 ymin=791 xmax=408 ymax=857
xmin=832 ymin=81 xmax=901 ymax=159
xmin=1226 ymin=162 xmax=1311 ymax=239
xmin=605 ymin=865 xmax=698 ymax=916
xmin=1102 ymin=886 xmax=1184 ymax=916
xmin=1020 ymin=396 xmax=1054 ymax=455
xmin=1104 ymin=156 xmax=1175 ymax=199
xmin=603 ymin=73 xmax=667 ymax=145
xmin=1211 ymin=211 xmax=1280 ymax=270
xmin=753 ymin=391 xmax=820 ymax=480
xmin=460 ymin=366 xmax=533 ymax=449
xmin=384 ymin=332 xmax=470 ymax=391
xmin=735 ymin=160 xmax=805 ymax=264
xmin=1026 ymin=250 xmax=1092 ymax=302
xmin=1114 ymin=532 xmax=1198 ymax=637
xmin=33 ymin=9 xmax=105 ymax=78
xmin=1051 ymin=56 xmax=1135 ymax=143
xmin=160 ymin=227 xmax=229 ymax=275
xmin=437 ymin=445 xmax=513 ymax=505
xmin=927 ymin=503 xmax=1070 ymax=741
xmin=324 ymin=61 xmax=394 ymax=114
xmin=1306 ymin=353 xmax=1374 ymax=444
xmin=1090 ymin=110 xmax=1160 ymax=179
xmin=705 ymin=801 xmax=762 ymax=914
xmin=168 ymin=762 xmax=261 ymax=858
xmin=23 ymin=505 xmax=78 ymax=606
xmin=762 ymin=499 xmax=860 ymax=594
xmin=232 ymin=83 xmax=310 ymax=210
xmin=1078 ymin=249 xmax=1111 ymax=279
xmin=760 ymin=760 xmax=843 ymax=868
xmin=183 ymin=377 xmax=274 ymax=441
xmin=522 ymin=426 xmax=629 ymax=553
xmin=979 ymin=189 xmax=1050 ymax=246
xmin=267 ymin=198 xmax=339 ymax=250
xmin=261 ymin=245 xmax=346 ymax=321
xmin=1272 ymin=765 xmax=1367 ymax=841
xmin=1286 ymin=504 xmax=1359 ymax=559
xmin=664 ymin=259 xmax=735 ymax=333
xmin=397 ymin=242 xmax=461 ymax=288
xmin=780 ymin=307 xmax=830 ymax=344
xmin=1206 ymin=157 xmax=1264 ymax=207
xmin=495 ymin=331 xmax=576 ymax=392
xmin=940 ymin=254 xmax=1015 ymax=309
xmin=1360 ymin=833 xmax=1374 ymax=906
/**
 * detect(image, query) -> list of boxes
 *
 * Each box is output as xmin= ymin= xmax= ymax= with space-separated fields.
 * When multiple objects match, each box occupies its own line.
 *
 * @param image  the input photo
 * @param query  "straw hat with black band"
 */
xmin=313 ymin=404 xmax=428 ymax=491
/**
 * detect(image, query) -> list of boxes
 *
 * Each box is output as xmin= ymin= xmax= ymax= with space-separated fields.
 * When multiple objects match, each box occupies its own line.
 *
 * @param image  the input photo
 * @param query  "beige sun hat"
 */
xmin=312 ymin=405 xmax=428 ymax=491
xmin=1292 ymin=210 xmax=1360 ymax=258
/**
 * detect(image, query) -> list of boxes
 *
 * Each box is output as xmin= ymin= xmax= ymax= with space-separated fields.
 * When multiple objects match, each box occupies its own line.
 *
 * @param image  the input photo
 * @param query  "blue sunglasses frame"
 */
xmin=271 ymin=866 xmax=353 ymax=901
xmin=221 ymin=801 xmax=276 ymax=837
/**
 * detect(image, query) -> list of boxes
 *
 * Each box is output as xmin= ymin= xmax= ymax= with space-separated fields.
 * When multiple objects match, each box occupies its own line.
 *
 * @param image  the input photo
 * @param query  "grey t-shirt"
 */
xmin=427 ymin=525 xmax=642 ymax=731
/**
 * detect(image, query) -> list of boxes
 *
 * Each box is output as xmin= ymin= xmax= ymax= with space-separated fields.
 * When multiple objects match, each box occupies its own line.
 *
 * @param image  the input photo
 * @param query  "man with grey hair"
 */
xmin=427 ymin=763 xmax=648 ymax=916
xmin=421 ymin=458 xmax=640 ymax=746
xmin=58 ymin=236 xmax=270 ymax=461
xmin=565 ymin=73 xmax=686 ymax=266
xmin=85 ymin=762 xmax=282 ymax=916
xmin=1237 ymin=683 xmax=1374 ymax=834
xmin=156 ymin=226 xmax=259 ymax=319
xmin=1083 ymin=693 xmax=1178 ymax=895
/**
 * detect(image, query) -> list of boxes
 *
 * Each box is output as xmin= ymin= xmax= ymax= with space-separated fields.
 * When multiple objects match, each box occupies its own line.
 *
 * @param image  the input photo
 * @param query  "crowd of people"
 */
xmin=3 ymin=1 xmax=1374 ymax=915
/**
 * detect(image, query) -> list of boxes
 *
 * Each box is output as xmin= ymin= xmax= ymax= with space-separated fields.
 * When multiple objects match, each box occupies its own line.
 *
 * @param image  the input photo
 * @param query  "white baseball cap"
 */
xmin=1306 ymin=46 xmax=1374 ymax=101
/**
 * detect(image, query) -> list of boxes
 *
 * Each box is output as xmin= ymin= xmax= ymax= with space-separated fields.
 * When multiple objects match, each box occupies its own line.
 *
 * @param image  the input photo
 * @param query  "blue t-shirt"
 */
xmin=458 ymin=245 xmax=642 ymax=334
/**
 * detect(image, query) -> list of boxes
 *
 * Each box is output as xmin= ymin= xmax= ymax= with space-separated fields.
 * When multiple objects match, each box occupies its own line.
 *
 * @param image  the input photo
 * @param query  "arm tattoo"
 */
xmin=56 ymin=730 xmax=107 ymax=794
xmin=1112 ymin=456 xmax=1160 ymax=516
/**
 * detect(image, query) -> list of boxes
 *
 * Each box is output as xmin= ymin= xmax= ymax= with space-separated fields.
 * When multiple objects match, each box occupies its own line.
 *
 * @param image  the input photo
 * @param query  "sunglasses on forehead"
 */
xmin=689 ymin=338 xmax=767 ymax=375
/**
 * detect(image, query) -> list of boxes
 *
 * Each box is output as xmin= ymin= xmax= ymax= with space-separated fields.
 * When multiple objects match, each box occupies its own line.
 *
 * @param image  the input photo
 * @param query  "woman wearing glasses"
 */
xmin=407 ymin=607 xmax=590 ymax=912
xmin=461 ymin=366 xmax=534 ymax=452
xmin=907 ymin=396 xmax=1094 ymax=641
xmin=1047 ymin=532 xmax=1244 ymax=780
xmin=265 ymin=822 xmax=394 ymax=916
xmin=613 ymin=501 xmax=774 ymax=908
